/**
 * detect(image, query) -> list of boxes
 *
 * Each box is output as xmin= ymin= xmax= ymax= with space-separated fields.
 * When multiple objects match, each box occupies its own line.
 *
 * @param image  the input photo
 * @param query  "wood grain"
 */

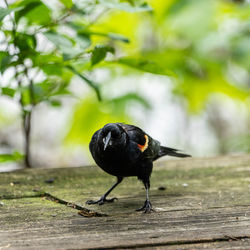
xmin=0 ymin=154 xmax=250 ymax=249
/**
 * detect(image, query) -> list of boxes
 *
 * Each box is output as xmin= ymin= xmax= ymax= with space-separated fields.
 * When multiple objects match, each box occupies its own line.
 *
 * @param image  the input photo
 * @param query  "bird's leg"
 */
xmin=86 ymin=177 xmax=123 ymax=205
xmin=136 ymin=180 xmax=154 ymax=213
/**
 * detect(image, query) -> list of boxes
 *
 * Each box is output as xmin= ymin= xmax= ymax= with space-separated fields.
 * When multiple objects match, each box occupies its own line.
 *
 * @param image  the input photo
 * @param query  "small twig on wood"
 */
xmin=38 ymin=191 xmax=107 ymax=217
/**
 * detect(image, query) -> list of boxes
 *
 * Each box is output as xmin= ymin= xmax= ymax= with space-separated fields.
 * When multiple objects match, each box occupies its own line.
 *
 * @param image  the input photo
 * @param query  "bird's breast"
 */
xmin=94 ymin=145 xmax=142 ymax=177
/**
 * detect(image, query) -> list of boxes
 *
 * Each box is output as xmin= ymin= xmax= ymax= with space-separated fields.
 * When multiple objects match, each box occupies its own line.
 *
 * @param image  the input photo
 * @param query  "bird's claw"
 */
xmin=136 ymin=200 xmax=154 ymax=213
xmin=86 ymin=196 xmax=118 ymax=205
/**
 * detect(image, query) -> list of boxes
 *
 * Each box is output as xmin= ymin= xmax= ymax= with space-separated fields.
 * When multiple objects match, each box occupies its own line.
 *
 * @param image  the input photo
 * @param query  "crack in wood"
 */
xmin=164 ymin=204 xmax=250 ymax=213
xmin=81 ymin=235 xmax=250 ymax=249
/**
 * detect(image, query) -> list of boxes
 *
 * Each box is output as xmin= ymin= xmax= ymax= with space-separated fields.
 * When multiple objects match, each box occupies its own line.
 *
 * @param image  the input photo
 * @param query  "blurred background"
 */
xmin=0 ymin=0 xmax=250 ymax=171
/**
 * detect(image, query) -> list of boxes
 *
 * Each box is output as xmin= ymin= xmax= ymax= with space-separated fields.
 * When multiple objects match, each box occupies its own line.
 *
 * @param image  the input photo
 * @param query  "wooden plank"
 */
xmin=140 ymin=239 xmax=250 ymax=250
xmin=0 ymin=155 xmax=250 ymax=249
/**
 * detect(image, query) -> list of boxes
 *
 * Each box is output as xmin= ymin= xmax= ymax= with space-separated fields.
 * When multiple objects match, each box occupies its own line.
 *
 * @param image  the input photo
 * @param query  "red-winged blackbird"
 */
xmin=87 ymin=123 xmax=191 ymax=213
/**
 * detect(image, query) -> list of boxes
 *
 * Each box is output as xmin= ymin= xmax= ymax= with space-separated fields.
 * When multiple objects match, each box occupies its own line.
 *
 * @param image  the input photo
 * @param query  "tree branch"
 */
xmin=5 ymin=0 xmax=33 ymax=168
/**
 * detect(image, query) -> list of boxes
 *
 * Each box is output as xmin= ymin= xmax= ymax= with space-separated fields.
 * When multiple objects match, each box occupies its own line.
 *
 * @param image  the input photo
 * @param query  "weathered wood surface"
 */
xmin=0 ymin=155 xmax=250 ymax=249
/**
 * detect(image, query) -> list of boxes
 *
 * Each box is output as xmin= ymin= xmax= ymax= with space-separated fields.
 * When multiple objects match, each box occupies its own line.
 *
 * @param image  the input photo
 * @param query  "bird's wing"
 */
xmin=117 ymin=123 xmax=161 ymax=159
xmin=117 ymin=123 xmax=146 ymax=145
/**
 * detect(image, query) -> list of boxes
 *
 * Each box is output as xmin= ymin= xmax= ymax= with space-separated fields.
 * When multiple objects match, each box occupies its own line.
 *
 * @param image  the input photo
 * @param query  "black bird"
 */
xmin=87 ymin=123 xmax=190 ymax=213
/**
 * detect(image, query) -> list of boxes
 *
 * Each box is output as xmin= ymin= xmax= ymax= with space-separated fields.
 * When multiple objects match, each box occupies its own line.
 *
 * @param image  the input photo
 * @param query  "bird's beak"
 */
xmin=103 ymin=131 xmax=112 ymax=150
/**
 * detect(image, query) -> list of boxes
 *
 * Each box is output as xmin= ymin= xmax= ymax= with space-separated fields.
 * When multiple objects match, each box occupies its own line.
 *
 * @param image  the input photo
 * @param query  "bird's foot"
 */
xmin=136 ymin=200 xmax=154 ymax=213
xmin=86 ymin=196 xmax=118 ymax=205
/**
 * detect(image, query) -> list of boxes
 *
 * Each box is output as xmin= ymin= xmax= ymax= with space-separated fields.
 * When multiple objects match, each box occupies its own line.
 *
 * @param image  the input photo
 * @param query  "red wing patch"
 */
xmin=137 ymin=135 xmax=149 ymax=152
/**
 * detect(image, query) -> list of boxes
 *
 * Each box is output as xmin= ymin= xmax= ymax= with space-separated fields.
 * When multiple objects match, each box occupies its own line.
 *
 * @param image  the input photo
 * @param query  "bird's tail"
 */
xmin=158 ymin=146 xmax=191 ymax=158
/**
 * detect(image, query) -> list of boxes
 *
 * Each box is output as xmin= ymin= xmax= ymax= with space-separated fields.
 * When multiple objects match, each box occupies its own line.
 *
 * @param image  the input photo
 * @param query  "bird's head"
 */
xmin=101 ymin=123 xmax=127 ymax=151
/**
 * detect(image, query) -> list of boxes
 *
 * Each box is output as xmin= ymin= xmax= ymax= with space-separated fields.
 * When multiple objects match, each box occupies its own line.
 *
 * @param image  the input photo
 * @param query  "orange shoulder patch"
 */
xmin=137 ymin=135 xmax=149 ymax=152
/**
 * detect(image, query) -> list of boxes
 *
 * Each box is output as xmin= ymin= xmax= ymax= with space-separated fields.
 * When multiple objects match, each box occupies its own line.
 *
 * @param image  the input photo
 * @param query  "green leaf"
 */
xmin=18 ymin=79 xmax=72 ymax=106
xmin=107 ymin=33 xmax=130 ymax=43
xmin=0 ymin=151 xmax=23 ymax=163
xmin=15 ymin=33 xmax=37 ymax=52
xmin=44 ymin=31 xmax=72 ymax=48
xmin=75 ymin=34 xmax=91 ymax=49
xmin=31 ymin=54 xmax=62 ymax=70
xmin=62 ymin=50 xmax=81 ymax=61
xmin=44 ymin=31 xmax=72 ymax=47
xmin=44 ymin=31 xmax=81 ymax=60
xmin=70 ymin=58 xmax=91 ymax=72
xmin=84 ymin=30 xmax=129 ymax=43
xmin=32 ymin=81 xmax=59 ymax=103
xmin=91 ymin=45 xmax=115 ymax=66
xmin=0 ymin=7 xmax=12 ymax=21
xmin=0 ymin=52 xmax=12 ymax=74
xmin=14 ymin=0 xmax=51 ymax=25
xmin=98 ymin=0 xmax=152 ymax=12
xmin=70 ymin=5 xmax=86 ymax=15
xmin=26 ymin=4 xmax=51 ymax=25
xmin=42 ymin=63 xmax=63 ymax=76
xmin=15 ymin=1 xmax=41 ymax=22
xmin=117 ymin=57 xmax=174 ymax=76
xmin=1 ymin=87 xmax=16 ymax=97
xmin=68 ymin=23 xmax=129 ymax=43
xmin=59 ymin=0 xmax=73 ymax=9
xmin=48 ymin=99 xmax=62 ymax=107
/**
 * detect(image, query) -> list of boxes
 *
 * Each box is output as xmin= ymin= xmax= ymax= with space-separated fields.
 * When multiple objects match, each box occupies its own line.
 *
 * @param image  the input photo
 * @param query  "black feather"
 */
xmin=158 ymin=146 xmax=191 ymax=158
xmin=87 ymin=123 xmax=191 ymax=213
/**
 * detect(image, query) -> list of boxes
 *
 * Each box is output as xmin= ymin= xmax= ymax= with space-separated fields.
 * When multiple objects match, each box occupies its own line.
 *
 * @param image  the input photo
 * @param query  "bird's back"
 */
xmin=117 ymin=123 xmax=161 ymax=160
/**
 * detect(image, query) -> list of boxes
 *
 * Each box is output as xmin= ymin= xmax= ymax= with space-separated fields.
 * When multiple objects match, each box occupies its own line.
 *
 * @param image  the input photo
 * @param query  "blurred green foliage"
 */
xmin=93 ymin=0 xmax=250 ymax=112
xmin=0 ymin=151 xmax=23 ymax=163
xmin=0 ymin=0 xmax=250 ymax=166
xmin=0 ymin=0 xmax=154 ymax=166
xmin=68 ymin=0 xmax=250 ymax=152
xmin=66 ymin=92 xmax=151 ymax=145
